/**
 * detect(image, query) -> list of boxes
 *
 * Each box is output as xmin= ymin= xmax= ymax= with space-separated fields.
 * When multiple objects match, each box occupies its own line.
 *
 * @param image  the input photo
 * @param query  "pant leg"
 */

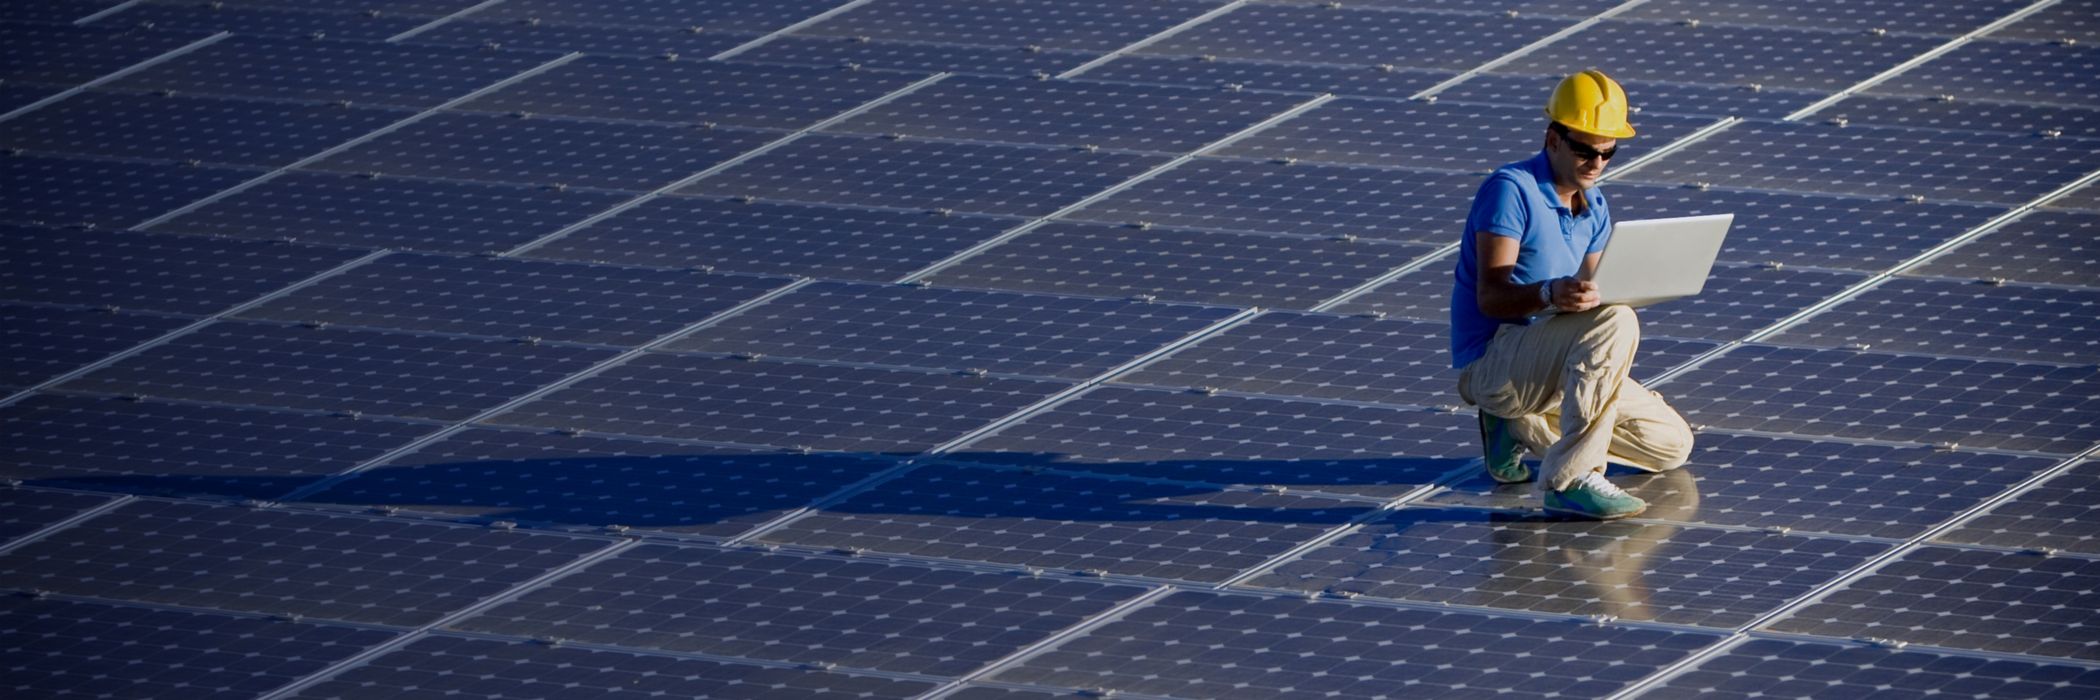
xmin=1516 ymin=378 xmax=1696 ymax=472
xmin=1458 ymin=305 xmax=1642 ymax=492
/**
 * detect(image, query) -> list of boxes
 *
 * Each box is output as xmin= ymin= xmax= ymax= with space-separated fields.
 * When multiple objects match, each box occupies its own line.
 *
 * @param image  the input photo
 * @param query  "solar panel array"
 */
xmin=4 ymin=0 xmax=2099 ymax=698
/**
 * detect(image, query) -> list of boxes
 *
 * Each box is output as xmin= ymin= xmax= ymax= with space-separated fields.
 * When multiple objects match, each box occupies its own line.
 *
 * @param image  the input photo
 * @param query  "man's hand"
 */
xmin=1547 ymin=277 xmax=1600 ymax=313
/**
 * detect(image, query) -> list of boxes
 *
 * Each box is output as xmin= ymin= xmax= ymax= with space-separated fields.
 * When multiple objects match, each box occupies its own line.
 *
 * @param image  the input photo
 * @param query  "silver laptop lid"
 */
xmin=1590 ymin=213 xmax=1734 ymax=308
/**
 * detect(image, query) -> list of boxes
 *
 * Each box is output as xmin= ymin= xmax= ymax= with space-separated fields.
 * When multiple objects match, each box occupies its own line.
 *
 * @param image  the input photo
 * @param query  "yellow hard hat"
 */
xmin=1545 ymin=69 xmax=1636 ymax=139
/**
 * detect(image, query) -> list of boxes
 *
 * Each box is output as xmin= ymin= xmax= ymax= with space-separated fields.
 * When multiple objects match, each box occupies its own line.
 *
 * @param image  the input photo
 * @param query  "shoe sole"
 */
xmin=1488 ymin=469 xmax=1534 ymax=485
xmin=1542 ymin=503 xmax=1646 ymax=521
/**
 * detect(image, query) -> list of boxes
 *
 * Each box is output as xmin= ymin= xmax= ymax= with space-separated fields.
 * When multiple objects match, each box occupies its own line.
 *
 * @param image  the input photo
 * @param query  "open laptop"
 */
xmin=1582 ymin=213 xmax=1734 ymax=309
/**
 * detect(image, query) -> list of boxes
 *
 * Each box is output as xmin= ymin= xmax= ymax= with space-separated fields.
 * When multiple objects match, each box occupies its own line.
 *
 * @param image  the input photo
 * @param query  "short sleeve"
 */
xmin=1466 ymin=173 xmax=1528 ymax=240
xmin=1585 ymin=189 xmax=1612 ymax=254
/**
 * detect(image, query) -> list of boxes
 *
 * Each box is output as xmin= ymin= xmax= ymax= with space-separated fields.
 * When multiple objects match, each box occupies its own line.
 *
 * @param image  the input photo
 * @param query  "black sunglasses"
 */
xmin=1563 ymin=139 xmax=1619 ymax=162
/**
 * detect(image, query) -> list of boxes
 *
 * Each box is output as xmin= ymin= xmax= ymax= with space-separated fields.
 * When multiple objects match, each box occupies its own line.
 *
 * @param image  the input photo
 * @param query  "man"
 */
xmin=1450 ymin=69 xmax=1695 ymax=520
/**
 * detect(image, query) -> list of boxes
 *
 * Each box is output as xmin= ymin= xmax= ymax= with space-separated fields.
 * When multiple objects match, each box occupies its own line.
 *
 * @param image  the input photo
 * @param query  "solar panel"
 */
xmin=1219 ymin=98 xmax=1719 ymax=171
xmin=730 ymin=36 xmax=1096 ymax=78
xmin=1603 ymin=183 xmax=2007 ymax=271
xmin=1497 ymin=20 xmax=1942 ymax=92
xmin=1821 ymin=94 xmax=2100 ymax=138
xmin=1618 ymin=0 xmax=2030 ymax=36
xmin=681 ymin=133 xmax=1168 ymax=217
xmin=101 ymin=35 xmax=561 ymax=109
xmin=302 ymin=427 xmax=894 ymax=538
xmin=1664 ymin=344 xmax=2100 ymax=455
xmin=237 ymin=253 xmax=789 ymax=346
xmin=1639 ymin=637 xmax=2100 ymax=699
xmin=0 ymin=225 xmax=367 ymax=314
xmin=60 ymin=320 xmax=621 ymax=422
xmin=456 ymin=58 xmax=933 ymax=130
xmin=1636 ymin=336 xmax=1722 ymax=383
xmin=1115 ymin=312 xmax=1453 ymax=407
xmin=1934 ymin=460 xmax=2100 ymax=556
xmin=1765 ymin=546 xmax=2100 ymax=661
xmin=1323 ymin=260 xmax=1451 ymax=322
xmin=523 ymin=195 xmax=1018 ymax=282
xmin=1771 ymin=277 xmax=2100 ymax=364
xmin=1080 ymin=55 xmax=1447 ymax=100
xmin=303 ymin=113 xmax=776 ymax=191
xmin=143 ymin=0 xmax=481 ymax=14
xmin=1989 ymin=0 xmax=2100 ymax=44
xmin=1622 ymin=121 xmax=2100 ymax=206
xmin=86 ymin=3 xmax=429 ymax=42
xmin=1433 ymin=74 xmax=1826 ymax=120
xmin=0 ymin=393 xmax=429 ymax=500
xmin=0 ymin=83 xmax=66 ymax=115
xmin=793 ymin=0 xmax=1228 ymax=53
xmin=1260 ymin=0 xmax=1625 ymax=15
xmin=0 ymin=499 xmax=611 ymax=626
xmin=1904 ymin=210 xmax=2100 ymax=287
xmin=0 ymin=487 xmax=119 ymax=543
xmin=1063 ymin=157 xmax=1478 ymax=243
xmin=147 ymin=170 xmax=633 ymax=254
xmin=295 ymin=633 xmax=943 ymax=699
xmin=990 ymin=590 xmax=1721 ymax=698
xmin=486 ymin=353 xmax=1072 ymax=452
xmin=1429 ymin=431 xmax=2053 ymax=540
xmin=761 ymin=461 xmax=1370 ymax=582
xmin=0 ymin=3 xmax=109 ymax=24
xmin=473 ymin=0 xmax=849 ymax=34
xmin=449 ymin=543 xmax=1154 ymax=675
xmin=927 ymin=221 xmax=1437 ymax=309
xmin=0 ymin=153 xmax=254 ymax=229
xmin=1870 ymin=40 xmax=2100 ymax=108
xmin=1634 ymin=263 xmax=1865 ymax=342
xmin=953 ymin=385 xmax=1474 ymax=498
xmin=825 ymin=75 xmax=1308 ymax=153
xmin=2047 ymin=178 xmax=2100 ymax=212
xmin=0 ymin=22 xmax=211 ymax=86
xmin=403 ymin=19 xmax=753 ymax=59
xmin=0 ymin=305 xmax=188 ymax=390
xmin=666 ymin=280 xmax=1240 ymax=379
xmin=1135 ymin=6 xmax=1575 ymax=71
xmin=0 ymin=596 xmax=398 ymax=700
xmin=0 ymin=91 xmax=409 ymax=168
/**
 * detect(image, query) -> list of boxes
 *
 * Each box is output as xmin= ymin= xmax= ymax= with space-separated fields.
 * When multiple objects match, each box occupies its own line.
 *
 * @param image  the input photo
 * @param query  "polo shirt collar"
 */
xmin=1526 ymin=150 xmax=1589 ymax=214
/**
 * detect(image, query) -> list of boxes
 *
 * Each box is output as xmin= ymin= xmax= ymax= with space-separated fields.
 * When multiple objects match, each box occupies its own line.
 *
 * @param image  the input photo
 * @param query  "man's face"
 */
xmin=1547 ymin=127 xmax=1618 ymax=191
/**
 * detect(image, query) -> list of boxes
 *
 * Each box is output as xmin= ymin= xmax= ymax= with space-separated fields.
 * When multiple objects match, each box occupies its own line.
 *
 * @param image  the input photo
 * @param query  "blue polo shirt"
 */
xmin=1449 ymin=151 xmax=1613 ymax=368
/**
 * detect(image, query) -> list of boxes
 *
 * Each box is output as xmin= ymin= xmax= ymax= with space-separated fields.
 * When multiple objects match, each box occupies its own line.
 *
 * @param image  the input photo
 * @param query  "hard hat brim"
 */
xmin=1557 ymin=120 xmax=1637 ymax=140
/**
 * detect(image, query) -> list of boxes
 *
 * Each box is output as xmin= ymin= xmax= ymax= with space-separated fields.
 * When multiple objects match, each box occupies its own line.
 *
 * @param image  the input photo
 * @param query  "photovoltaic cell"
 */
xmin=1636 ymin=637 xmax=2100 ymax=700
xmin=1871 ymin=40 xmax=2100 ymax=108
xmin=1254 ymin=506 xmax=1889 ymax=628
xmin=1618 ymin=0 xmax=2029 ymax=36
xmin=487 ymin=353 xmax=1071 ymax=453
xmin=1429 ymin=432 xmax=2051 ymax=540
xmin=1935 ymin=460 xmax=2100 ymax=556
xmin=0 ymin=597 xmax=397 ymax=700
xmin=138 ymin=0 xmax=483 ymax=14
xmin=87 ymin=4 xmax=427 ymax=42
xmin=945 ymin=686 xmax=1073 ymax=700
xmin=0 ymin=22 xmax=211 ymax=86
xmin=1434 ymin=74 xmax=1826 ymax=121
xmin=0 ymin=305 xmax=188 ymax=390
xmin=1063 ymin=158 xmax=1479 ymax=243
xmin=239 ymin=253 xmax=788 ymax=346
xmin=667 ymin=280 xmax=1239 ymax=379
xmin=762 ymin=461 xmax=1369 ymax=583
xmin=303 ymin=113 xmax=775 ymax=191
xmin=450 ymin=543 xmax=1153 ymax=676
xmin=954 ymin=385 xmax=1475 ymax=498
xmin=928 ymin=221 xmax=1438 ymax=310
xmin=1115 ymin=313 xmax=1453 ymax=407
xmin=0 ymin=153 xmax=255 ymax=229
xmin=795 ymin=0 xmax=1228 ymax=52
xmin=992 ymin=590 xmax=1720 ymax=698
xmin=826 ymin=75 xmax=1306 ymax=153
xmin=1497 ymin=21 xmax=1944 ymax=92
xmin=0 ymin=83 xmax=66 ymax=115
xmin=0 ymin=91 xmax=409 ymax=168
xmin=683 ymin=133 xmax=1168 ymax=218
xmin=0 ymin=499 xmax=611 ymax=626
xmin=474 ymin=0 xmax=851 ymax=34
xmin=0 ymin=487 xmax=120 ymax=543
xmin=1766 ymin=546 xmax=2100 ymax=661
xmin=525 ymin=196 xmax=1017 ymax=282
xmin=730 ymin=36 xmax=1096 ymax=78
xmin=1989 ymin=0 xmax=2100 ymax=44
xmin=2051 ymin=178 xmax=2100 ymax=212
xmin=458 ymin=58 xmax=932 ymax=130
xmin=1218 ymin=98 xmax=1717 ymax=171
xmin=1603 ymin=184 xmax=2007 ymax=272
xmin=1136 ymin=6 xmax=1573 ymax=71
xmin=1101 ymin=52 xmax=1448 ymax=95
xmin=293 ymin=634 xmax=941 ymax=699
xmin=1258 ymin=0 xmax=1625 ymax=15
xmin=1771 ymin=277 xmax=2100 ymax=364
xmin=0 ymin=393 xmax=430 ymax=500
xmin=1822 ymin=93 xmax=2100 ymax=138
xmin=102 ymin=35 xmax=560 ymax=109
xmin=60 ymin=320 xmax=621 ymax=422
xmin=0 ymin=3 xmax=113 ymax=24
xmin=0 ymin=226 xmax=367 ymax=314
xmin=1621 ymin=121 xmax=2100 ymax=206
xmin=304 ymin=428 xmax=893 ymax=538
xmin=403 ymin=19 xmax=752 ymax=59
xmin=1634 ymin=264 xmax=1865 ymax=342
xmin=1323 ymin=261 xmax=1451 ymax=323
xmin=1664 ymin=344 xmax=2100 ymax=455
xmin=1636 ymin=336 xmax=1723 ymax=382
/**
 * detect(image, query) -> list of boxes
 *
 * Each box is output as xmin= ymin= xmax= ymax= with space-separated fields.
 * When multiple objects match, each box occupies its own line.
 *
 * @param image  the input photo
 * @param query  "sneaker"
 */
xmin=1478 ymin=411 xmax=1532 ymax=484
xmin=1544 ymin=471 xmax=1647 ymax=520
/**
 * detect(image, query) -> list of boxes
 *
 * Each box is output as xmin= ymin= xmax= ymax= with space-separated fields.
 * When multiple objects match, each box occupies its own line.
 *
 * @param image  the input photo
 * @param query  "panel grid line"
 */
xmin=0 ymin=32 xmax=231 ymax=125
xmin=0 ymin=493 xmax=134 ymax=557
xmin=384 ymin=0 xmax=511 ymax=42
xmin=707 ymin=0 xmax=881 ymax=61
xmin=1053 ymin=0 xmax=1255 ymax=79
xmin=1407 ymin=0 xmax=1657 ymax=100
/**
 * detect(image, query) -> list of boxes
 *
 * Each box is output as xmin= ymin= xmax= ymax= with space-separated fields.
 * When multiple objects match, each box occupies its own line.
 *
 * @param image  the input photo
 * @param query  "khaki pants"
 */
xmin=1457 ymin=305 xmax=1695 ymax=492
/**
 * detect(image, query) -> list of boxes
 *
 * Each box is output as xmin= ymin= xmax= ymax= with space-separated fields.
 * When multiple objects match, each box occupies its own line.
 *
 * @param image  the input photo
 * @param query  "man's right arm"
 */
xmin=1475 ymin=231 xmax=1599 ymax=318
